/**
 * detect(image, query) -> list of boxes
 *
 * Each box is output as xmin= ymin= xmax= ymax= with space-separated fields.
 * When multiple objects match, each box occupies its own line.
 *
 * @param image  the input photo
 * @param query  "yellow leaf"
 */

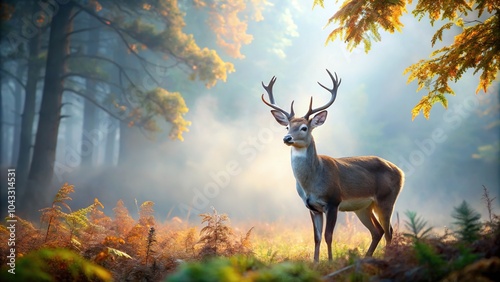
xmin=411 ymin=96 xmax=432 ymax=120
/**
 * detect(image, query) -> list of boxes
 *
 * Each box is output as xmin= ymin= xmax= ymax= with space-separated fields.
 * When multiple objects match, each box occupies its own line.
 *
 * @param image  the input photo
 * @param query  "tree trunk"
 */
xmin=26 ymin=3 xmax=73 ymax=215
xmin=0 ymin=73 xmax=3 ymax=167
xmin=118 ymin=121 xmax=132 ymax=165
xmin=80 ymin=26 xmax=100 ymax=167
xmin=11 ymin=64 xmax=25 ymax=165
xmin=104 ymin=116 xmax=117 ymax=165
xmin=116 ymin=42 xmax=136 ymax=166
xmin=118 ymin=121 xmax=143 ymax=165
xmin=104 ymin=41 xmax=127 ymax=166
xmin=16 ymin=31 xmax=41 ymax=203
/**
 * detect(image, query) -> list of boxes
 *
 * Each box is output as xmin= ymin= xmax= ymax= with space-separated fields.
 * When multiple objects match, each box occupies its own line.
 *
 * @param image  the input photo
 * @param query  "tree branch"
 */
xmin=65 ymin=25 xmax=103 ymax=39
xmin=62 ymin=87 xmax=126 ymax=121
xmin=0 ymin=68 xmax=26 ymax=90
xmin=72 ymin=1 xmax=184 ymax=84
xmin=62 ymin=72 xmax=125 ymax=91
xmin=464 ymin=20 xmax=484 ymax=25
xmin=66 ymin=53 xmax=138 ymax=89
xmin=69 ymin=6 xmax=83 ymax=22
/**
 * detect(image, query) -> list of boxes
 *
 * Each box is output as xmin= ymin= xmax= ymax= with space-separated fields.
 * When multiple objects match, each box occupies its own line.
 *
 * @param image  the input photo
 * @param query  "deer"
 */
xmin=261 ymin=69 xmax=404 ymax=262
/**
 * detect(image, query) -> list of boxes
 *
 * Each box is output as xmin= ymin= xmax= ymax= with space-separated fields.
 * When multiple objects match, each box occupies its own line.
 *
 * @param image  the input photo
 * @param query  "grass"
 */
xmin=250 ymin=219 xmax=374 ymax=263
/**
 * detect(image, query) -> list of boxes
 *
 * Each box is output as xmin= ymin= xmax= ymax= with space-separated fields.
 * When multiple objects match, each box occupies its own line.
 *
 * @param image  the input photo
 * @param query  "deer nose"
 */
xmin=283 ymin=135 xmax=293 ymax=144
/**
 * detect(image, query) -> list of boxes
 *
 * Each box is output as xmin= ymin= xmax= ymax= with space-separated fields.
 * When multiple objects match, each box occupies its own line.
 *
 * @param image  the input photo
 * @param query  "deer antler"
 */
xmin=261 ymin=76 xmax=295 ymax=120
xmin=303 ymin=69 xmax=342 ymax=120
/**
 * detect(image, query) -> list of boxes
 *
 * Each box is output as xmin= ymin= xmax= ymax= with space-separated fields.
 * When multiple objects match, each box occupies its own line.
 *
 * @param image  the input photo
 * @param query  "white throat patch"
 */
xmin=291 ymin=146 xmax=308 ymax=159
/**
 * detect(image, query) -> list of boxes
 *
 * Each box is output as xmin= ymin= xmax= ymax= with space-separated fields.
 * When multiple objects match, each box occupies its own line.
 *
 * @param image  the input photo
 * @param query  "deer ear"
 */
xmin=271 ymin=110 xmax=289 ymax=126
xmin=310 ymin=111 xmax=327 ymax=128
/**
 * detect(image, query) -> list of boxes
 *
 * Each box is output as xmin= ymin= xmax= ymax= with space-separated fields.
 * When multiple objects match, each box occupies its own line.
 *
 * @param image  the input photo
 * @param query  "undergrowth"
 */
xmin=0 ymin=183 xmax=499 ymax=281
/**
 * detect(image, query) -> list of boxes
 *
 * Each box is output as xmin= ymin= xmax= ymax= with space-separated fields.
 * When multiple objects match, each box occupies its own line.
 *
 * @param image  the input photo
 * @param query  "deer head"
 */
xmin=261 ymin=69 xmax=341 ymax=149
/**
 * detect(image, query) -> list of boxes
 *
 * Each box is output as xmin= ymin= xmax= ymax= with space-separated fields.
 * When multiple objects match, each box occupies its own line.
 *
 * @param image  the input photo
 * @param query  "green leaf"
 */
xmin=432 ymin=94 xmax=448 ymax=109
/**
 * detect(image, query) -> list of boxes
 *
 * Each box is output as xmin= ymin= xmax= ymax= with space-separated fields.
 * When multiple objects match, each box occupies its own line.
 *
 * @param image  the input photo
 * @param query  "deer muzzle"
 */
xmin=283 ymin=135 xmax=293 ymax=145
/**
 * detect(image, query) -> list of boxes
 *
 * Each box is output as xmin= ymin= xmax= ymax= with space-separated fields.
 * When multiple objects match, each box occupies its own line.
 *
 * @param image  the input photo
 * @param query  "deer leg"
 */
xmin=354 ymin=207 xmax=383 ymax=257
xmin=324 ymin=206 xmax=338 ymax=261
xmin=374 ymin=203 xmax=395 ymax=245
xmin=310 ymin=210 xmax=323 ymax=262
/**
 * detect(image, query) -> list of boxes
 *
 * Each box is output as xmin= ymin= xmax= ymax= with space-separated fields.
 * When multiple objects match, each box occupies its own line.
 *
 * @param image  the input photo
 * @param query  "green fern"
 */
xmin=65 ymin=202 xmax=97 ymax=247
xmin=451 ymin=245 xmax=479 ymax=271
xmin=452 ymin=201 xmax=481 ymax=244
xmin=403 ymin=211 xmax=446 ymax=279
xmin=414 ymin=241 xmax=446 ymax=280
xmin=66 ymin=205 xmax=93 ymax=229
xmin=403 ymin=210 xmax=433 ymax=240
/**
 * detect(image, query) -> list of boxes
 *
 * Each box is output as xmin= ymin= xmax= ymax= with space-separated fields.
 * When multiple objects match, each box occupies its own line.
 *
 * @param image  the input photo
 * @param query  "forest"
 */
xmin=0 ymin=0 xmax=499 ymax=281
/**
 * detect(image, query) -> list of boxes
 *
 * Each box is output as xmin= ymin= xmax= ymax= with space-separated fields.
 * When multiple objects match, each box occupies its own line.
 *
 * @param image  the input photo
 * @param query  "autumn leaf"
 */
xmin=316 ymin=0 xmax=499 ymax=119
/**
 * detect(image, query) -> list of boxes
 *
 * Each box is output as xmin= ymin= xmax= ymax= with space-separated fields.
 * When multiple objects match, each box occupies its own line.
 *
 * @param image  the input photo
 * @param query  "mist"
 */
xmin=2 ymin=0 xmax=499 ymax=230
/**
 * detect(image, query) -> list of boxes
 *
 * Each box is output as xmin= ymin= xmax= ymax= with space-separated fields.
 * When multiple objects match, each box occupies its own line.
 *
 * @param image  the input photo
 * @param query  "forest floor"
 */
xmin=1 ymin=183 xmax=500 ymax=281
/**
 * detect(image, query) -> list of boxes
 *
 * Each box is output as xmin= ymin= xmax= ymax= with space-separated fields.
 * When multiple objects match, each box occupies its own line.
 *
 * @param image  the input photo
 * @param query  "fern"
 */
xmin=87 ymin=198 xmax=110 ymax=237
xmin=65 ymin=199 xmax=107 ymax=248
xmin=145 ymin=226 xmax=156 ymax=266
xmin=139 ymin=201 xmax=156 ymax=226
xmin=40 ymin=183 xmax=75 ymax=243
xmin=184 ymin=227 xmax=197 ymax=255
xmin=231 ymin=226 xmax=254 ymax=257
xmin=413 ymin=241 xmax=446 ymax=279
xmin=107 ymin=247 xmax=133 ymax=259
xmin=198 ymin=207 xmax=234 ymax=257
xmin=112 ymin=200 xmax=135 ymax=236
xmin=94 ymin=246 xmax=133 ymax=264
xmin=451 ymin=245 xmax=479 ymax=271
xmin=403 ymin=210 xmax=433 ymax=240
xmin=452 ymin=201 xmax=481 ymax=244
xmin=402 ymin=210 xmax=448 ymax=279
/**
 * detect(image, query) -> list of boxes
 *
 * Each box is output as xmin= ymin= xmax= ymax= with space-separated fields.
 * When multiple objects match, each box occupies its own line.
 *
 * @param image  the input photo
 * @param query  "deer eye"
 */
xmin=286 ymin=126 xmax=289 ymax=130
xmin=300 ymin=126 xmax=308 ymax=132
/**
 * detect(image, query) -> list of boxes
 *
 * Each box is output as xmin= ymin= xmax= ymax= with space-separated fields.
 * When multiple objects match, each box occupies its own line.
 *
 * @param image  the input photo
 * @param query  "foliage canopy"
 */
xmin=314 ymin=0 xmax=499 ymax=119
